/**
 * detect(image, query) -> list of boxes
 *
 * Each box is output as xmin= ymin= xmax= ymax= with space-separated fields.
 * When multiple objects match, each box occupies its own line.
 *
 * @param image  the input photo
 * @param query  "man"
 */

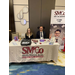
xmin=49 ymin=29 xmax=64 ymax=45
xmin=36 ymin=26 xmax=46 ymax=39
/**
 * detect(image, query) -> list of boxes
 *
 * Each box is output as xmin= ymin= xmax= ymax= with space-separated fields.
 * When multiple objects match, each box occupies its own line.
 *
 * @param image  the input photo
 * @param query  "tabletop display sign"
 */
xmin=50 ymin=10 xmax=65 ymax=50
xmin=14 ymin=36 xmax=18 ymax=41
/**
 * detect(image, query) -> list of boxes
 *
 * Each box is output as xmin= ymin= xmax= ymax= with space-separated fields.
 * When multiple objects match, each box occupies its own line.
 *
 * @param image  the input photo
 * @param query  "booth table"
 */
xmin=9 ymin=39 xmax=59 ymax=63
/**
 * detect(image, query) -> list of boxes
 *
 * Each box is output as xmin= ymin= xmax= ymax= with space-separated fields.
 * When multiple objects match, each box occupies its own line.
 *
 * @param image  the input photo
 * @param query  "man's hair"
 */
xmin=40 ymin=25 xmax=43 ymax=28
xmin=55 ymin=29 xmax=61 ymax=33
xmin=38 ymin=25 xmax=45 ymax=29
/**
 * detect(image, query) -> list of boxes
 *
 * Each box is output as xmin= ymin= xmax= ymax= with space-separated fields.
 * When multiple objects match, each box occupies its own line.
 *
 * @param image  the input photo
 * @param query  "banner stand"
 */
xmin=50 ymin=10 xmax=65 ymax=51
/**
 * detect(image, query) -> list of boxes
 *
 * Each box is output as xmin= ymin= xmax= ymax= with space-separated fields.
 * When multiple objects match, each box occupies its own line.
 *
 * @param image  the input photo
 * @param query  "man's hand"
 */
xmin=62 ymin=35 xmax=65 ymax=40
xmin=49 ymin=34 xmax=52 ymax=39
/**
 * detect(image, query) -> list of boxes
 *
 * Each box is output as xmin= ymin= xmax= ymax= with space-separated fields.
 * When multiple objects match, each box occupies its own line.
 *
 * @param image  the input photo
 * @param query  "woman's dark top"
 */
xmin=25 ymin=33 xmax=33 ymax=39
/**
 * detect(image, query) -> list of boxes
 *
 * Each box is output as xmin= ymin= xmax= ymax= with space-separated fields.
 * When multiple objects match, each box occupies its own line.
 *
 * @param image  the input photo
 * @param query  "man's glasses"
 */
xmin=55 ymin=33 xmax=60 ymax=34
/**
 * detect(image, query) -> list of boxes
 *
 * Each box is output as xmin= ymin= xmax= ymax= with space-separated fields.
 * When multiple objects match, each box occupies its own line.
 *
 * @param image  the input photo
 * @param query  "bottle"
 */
xmin=55 ymin=37 xmax=58 ymax=43
xmin=49 ymin=39 xmax=52 ymax=45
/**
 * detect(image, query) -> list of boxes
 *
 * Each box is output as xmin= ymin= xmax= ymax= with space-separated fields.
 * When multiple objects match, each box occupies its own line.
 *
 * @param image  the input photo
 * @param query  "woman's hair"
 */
xmin=26 ymin=28 xmax=33 ymax=36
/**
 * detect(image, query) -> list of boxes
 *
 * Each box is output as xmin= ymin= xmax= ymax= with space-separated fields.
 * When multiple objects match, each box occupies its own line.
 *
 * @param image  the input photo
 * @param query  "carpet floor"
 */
xmin=9 ymin=63 xmax=65 ymax=75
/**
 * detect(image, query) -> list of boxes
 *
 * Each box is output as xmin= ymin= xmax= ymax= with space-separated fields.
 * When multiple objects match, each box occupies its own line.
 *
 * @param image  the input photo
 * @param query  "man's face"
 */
xmin=54 ymin=31 xmax=61 ymax=37
xmin=40 ymin=26 xmax=43 ymax=32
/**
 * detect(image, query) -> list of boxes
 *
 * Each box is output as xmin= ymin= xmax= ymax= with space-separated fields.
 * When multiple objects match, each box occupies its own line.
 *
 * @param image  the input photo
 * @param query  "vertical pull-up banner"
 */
xmin=50 ymin=10 xmax=65 ymax=50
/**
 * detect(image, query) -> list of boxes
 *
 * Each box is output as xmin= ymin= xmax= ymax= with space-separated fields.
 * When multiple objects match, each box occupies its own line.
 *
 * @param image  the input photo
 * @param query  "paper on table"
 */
xmin=12 ymin=42 xmax=18 ymax=45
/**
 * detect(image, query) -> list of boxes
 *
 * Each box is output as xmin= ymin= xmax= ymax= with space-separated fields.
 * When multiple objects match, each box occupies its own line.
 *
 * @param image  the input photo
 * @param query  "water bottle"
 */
xmin=49 ymin=38 xmax=54 ymax=45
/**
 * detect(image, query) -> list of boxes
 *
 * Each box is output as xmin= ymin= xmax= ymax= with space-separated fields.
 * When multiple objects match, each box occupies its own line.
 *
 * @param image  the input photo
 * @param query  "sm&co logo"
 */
xmin=54 ymin=11 xmax=65 ymax=15
xmin=22 ymin=46 xmax=44 ymax=54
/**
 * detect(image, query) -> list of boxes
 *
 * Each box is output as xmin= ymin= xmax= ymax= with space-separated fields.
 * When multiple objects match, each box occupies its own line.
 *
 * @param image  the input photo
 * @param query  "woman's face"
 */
xmin=28 ymin=29 xmax=30 ymax=34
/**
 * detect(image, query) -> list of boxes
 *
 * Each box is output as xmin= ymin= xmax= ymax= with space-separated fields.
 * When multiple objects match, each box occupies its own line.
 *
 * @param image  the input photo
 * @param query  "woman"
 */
xmin=25 ymin=28 xmax=33 ymax=39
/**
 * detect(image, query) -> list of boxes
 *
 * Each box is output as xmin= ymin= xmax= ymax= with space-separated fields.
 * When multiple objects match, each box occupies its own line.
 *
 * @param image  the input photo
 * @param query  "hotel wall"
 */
xmin=55 ymin=0 xmax=65 ymax=10
xmin=13 ymin=0 xmax=55 ymax=38
xmin=13 ymin=0 xmax=29 ymax=38
xmin=13 ymin=0 xmax=65 ymax=38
